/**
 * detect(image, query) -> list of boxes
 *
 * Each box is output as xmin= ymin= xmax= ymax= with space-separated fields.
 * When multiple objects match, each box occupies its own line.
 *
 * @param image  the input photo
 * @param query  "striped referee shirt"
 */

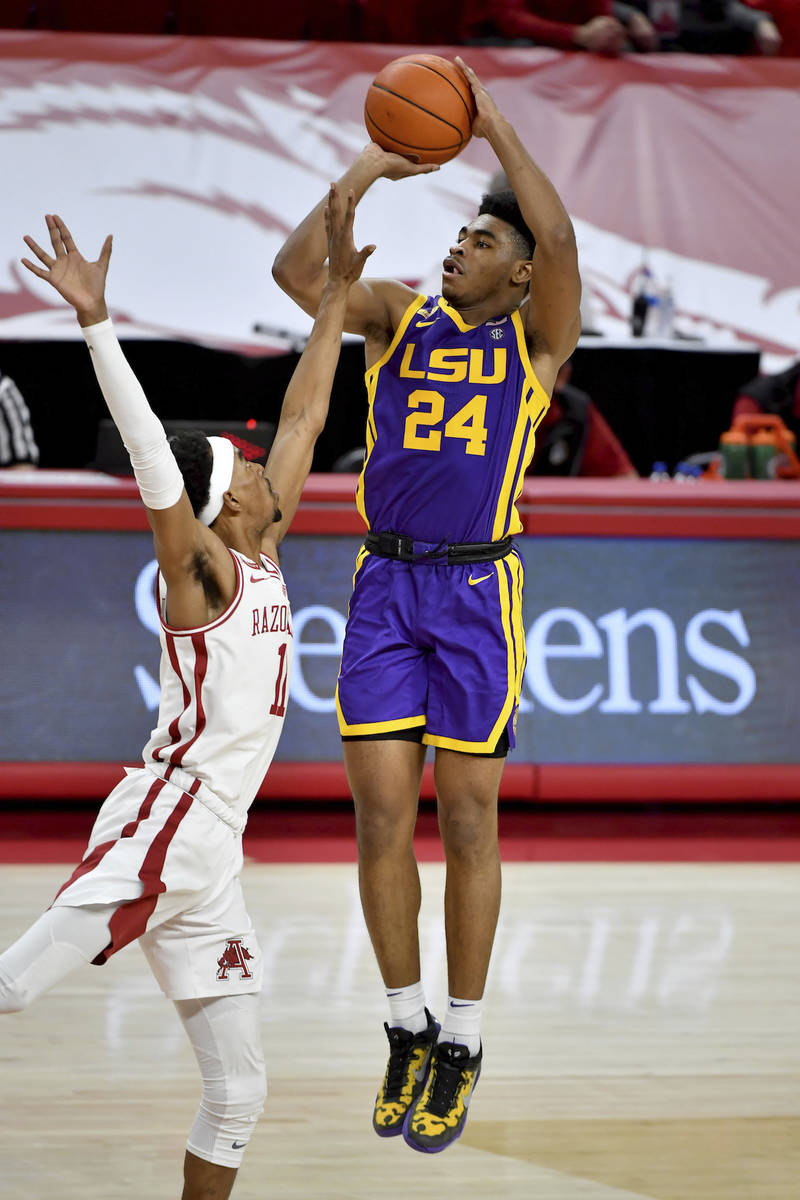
xmin=0 ymin=371 xmax=39 ymax=466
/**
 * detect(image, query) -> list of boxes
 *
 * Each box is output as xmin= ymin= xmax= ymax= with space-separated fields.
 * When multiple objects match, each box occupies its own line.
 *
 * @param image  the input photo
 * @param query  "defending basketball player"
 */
xmin=273 ymin=58 xmax=581 ymax=1152
xmin=0 ymin=188 xmax=372 ymax=1200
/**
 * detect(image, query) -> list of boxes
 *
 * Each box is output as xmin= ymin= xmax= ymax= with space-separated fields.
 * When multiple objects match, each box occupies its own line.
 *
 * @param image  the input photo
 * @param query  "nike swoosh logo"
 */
xmin=449 ymin=1002 xmax=475 ymax=1008
xmin=467 ymin=573 xmax=493 ymax=586
xmin=231 ymin=1141 xmax=248 ymax=1150
xmin=412 ymin=1060 xmax=429 ymax=1083
xmin=250 ymin=575 xmax=269 ymax=583
xmin=415 ymin=320 xmax=439 ymax=326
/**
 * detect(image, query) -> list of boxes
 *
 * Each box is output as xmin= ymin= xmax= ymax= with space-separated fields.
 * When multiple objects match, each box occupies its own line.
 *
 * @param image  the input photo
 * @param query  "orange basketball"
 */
xmin=364 ymin=55 xmax=476 ymax=166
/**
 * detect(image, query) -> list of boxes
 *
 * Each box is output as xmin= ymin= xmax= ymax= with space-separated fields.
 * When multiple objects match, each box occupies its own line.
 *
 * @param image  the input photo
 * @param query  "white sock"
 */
xmin=385 ymin=981 xmax=428 ymax=1034
xmin=438 ymin=995 xmax=482 ymax=1057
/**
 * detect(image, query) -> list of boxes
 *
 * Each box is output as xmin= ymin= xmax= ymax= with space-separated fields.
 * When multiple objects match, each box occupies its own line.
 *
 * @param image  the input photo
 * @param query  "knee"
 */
xmin=355 ymin=800 xmax=416 ymax=859
xmin=242 ymin=1066 xmax=268 ymax=1118
xmin=202 ymin=1062 xmax=267 ymax=1121
xmin=190 ymin=1062 xmax=267 ymax=1169
xmin=0 ymin=973 xmax=31 ymax=1014
xmin=437 ymin=799 xmax=498 ymax=865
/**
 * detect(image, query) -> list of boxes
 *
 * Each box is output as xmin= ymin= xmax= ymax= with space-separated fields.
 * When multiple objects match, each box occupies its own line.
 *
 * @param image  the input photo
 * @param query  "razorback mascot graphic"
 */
xmin=216 ymin=938 xmax=255 ymax=981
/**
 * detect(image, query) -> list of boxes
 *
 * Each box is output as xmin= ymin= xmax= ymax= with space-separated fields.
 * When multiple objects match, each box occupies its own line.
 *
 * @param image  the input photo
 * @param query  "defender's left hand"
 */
xmin=22 ymin=214 xmax=111 ymax=326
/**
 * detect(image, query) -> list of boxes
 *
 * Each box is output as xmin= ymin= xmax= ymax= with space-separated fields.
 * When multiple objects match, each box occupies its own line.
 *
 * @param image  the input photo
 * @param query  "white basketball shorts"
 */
xmin=51 ymin=767 xmax=263 ymax=1001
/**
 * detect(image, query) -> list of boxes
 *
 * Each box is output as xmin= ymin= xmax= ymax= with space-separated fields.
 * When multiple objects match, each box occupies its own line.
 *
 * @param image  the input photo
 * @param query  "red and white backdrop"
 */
xmin=1 ymin=33 xmax=798 ymax=367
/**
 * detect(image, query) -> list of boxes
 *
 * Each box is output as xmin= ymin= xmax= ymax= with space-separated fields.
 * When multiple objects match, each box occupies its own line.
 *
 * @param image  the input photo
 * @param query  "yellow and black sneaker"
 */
xmin=403 ymin=1041 xmax=482 ymax=1153
xmin=372 ymin=1009 xmax=440 ymax=1138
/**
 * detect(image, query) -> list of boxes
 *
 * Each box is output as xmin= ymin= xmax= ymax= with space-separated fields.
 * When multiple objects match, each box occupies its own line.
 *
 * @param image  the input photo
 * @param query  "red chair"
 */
xmin=358 ymin=0 xmax=463 ymax=45
xmin=37 ymin=0 xmax=175 ymax=33
xmin=175 ymin=0 xmax=310 ymax=39
xmin=0 ymin=0 xmax=43 ymax=27
xmin=305 ymin=0 xmax=362 ymax=41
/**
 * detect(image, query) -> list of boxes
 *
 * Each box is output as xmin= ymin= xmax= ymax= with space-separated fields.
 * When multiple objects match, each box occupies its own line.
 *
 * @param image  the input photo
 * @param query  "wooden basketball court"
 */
xmin=2 ymin=858 xmax=798 ymax=1199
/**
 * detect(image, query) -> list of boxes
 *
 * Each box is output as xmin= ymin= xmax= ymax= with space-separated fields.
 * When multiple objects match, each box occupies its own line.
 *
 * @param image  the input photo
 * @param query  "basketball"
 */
xmin=364 ymin=55 xmax=476 ymax=166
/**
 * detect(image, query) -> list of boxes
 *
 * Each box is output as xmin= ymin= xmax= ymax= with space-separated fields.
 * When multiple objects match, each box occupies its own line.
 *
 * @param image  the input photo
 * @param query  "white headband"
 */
xmin=197 ymin=435 xmax=235 ymax=526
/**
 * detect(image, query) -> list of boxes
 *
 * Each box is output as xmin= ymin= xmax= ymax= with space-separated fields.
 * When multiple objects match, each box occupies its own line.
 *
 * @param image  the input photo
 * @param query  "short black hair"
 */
xmin=477 ymin=189 xmax=536 ymax=261
xmin=169 ymin=428 xmax=213 ymax=518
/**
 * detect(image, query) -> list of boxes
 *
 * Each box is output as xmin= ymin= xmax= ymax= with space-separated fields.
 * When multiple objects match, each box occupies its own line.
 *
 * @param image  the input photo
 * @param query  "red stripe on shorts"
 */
xmin=94 ymin=788 xmax=195 ymax=963
xmin=53 ymin=776 xmax=168 ymax=903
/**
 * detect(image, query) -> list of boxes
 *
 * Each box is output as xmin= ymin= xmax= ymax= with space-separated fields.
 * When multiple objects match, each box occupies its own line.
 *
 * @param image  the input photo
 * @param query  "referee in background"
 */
xmin=0 ymin=368 xmax=39 ymax=468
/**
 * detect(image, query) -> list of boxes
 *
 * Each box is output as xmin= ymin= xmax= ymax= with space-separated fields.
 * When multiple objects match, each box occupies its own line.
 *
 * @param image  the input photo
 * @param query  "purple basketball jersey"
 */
xmin=355 ymin=295 xmax=550 ymax=543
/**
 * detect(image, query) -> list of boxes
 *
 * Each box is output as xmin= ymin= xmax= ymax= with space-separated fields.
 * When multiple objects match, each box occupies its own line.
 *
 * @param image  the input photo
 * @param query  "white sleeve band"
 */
xmin=82 ymin=318 xmax=185 ymax=511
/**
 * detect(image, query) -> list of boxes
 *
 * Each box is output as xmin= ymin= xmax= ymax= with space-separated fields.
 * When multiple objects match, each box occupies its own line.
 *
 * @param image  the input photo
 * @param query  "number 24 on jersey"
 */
xmin=403 ymin=389 xmax=488 ymax=457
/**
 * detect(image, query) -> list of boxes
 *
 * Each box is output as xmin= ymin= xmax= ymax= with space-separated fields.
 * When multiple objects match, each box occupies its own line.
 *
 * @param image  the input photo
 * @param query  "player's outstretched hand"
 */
xmin=455 ymin=56 xmax=501 ymax=140
xmin=324 ymin=183 xmax=375 ymax=286
xmin=360 ymin=141 xmax=440 ymax=178
xmin=22 ymin=214 xmax=111 ymax=326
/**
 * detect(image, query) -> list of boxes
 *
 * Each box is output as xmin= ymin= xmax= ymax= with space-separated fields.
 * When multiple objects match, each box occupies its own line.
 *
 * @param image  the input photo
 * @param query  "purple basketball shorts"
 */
xmin=336 ymin=546 xmax=526 ymax=754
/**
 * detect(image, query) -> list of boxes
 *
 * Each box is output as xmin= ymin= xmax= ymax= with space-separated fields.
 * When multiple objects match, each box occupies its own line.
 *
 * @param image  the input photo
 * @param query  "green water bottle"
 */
xmin=719 ymin=429 xmax=749 ymax=479
xmin=750 ymin=429 xmax=778 ymax=479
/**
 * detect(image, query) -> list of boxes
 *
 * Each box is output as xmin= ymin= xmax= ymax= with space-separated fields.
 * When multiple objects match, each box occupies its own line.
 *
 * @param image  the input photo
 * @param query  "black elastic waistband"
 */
xmin=364 ymin=531 xmax=513 ymax=565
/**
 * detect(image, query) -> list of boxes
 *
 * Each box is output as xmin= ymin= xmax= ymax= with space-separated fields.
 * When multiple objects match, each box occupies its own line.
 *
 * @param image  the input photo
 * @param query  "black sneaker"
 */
xmin=403 ymin=1041 xmax=482 ymax=1153
xmin=372 ymin=1008 xmax=440 ymax=1137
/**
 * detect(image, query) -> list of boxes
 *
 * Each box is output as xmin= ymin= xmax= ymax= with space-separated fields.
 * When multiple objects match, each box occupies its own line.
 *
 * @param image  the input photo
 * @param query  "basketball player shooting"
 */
xmin=273 ymin=58 xmax=581 ymax=1153
xmin=0 ymin=188 xmax=372 ymax=1200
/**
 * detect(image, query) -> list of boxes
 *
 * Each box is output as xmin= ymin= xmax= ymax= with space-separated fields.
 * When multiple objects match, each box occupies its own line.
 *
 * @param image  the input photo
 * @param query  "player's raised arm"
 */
xmin=21 ymin=215 xmax=234 ymax=623
xmin=456 ymin=57 xmax=582 ymax=388
xmin=262 ymin=184 xmax=374 ymax=549
xmin=271 ymin=144 xmax=433 ymax=342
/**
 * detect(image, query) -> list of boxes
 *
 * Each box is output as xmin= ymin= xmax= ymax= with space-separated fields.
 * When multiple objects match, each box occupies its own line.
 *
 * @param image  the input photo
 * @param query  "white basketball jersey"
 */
xmin=142 ymin=549 xmax=293 ymax=820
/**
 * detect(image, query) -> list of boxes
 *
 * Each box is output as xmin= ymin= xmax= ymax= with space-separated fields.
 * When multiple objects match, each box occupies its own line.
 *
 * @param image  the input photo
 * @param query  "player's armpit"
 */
xmin=149 ymin=504 xmax=237 ymax=625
